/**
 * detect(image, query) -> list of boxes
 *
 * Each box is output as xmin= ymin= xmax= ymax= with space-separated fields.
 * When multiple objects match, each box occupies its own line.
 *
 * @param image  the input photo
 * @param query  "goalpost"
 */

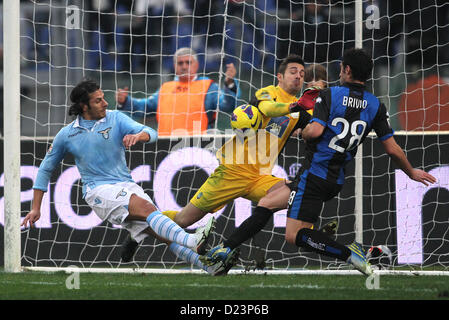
xmin=3 ymin=0 xmax=449 ymax=275
xmin=3 ymin=0 xmax=21 ymax=273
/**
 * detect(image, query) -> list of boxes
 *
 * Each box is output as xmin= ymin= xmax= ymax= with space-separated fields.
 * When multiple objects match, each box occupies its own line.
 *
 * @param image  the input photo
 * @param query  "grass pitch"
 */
xmin=1 ymin=271 xmax=448 ymax=300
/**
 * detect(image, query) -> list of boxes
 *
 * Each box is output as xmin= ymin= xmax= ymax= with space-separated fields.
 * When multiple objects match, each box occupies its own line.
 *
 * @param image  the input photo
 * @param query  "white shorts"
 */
xmin=85 ymin=182 xmax=155 ymax=243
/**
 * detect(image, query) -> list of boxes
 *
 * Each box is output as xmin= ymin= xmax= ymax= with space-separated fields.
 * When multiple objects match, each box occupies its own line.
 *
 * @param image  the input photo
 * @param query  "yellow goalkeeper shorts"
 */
xmin=189 ymin=164 xmax=284 ymax=213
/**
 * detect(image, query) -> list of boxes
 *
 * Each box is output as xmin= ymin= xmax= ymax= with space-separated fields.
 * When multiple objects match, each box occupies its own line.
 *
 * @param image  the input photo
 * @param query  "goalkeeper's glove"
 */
xmin=289 ymin=87 xmax=321 ymax=113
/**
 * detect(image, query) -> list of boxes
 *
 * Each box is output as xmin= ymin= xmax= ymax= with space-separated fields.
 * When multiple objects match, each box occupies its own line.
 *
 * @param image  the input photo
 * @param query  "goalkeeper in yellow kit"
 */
xmin=201 ymin=63 xmax=333 ymax=265
xmin=121 ymin=55 xmax=322 ymax=266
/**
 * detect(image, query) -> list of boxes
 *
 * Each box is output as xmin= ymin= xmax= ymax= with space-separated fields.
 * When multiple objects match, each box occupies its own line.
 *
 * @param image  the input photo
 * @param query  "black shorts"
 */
xmin=287 ymin=169 xmax=342 ymax=223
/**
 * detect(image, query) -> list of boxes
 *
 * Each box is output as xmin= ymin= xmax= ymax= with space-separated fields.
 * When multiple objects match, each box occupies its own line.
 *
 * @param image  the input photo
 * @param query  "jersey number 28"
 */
xmin=328 ymin=117 xmax=367 ymax=153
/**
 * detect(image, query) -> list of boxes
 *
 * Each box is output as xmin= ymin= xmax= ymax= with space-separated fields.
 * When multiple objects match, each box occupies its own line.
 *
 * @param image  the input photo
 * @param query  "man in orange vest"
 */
xmin=116 ymin=47 xmax=239 ymax=136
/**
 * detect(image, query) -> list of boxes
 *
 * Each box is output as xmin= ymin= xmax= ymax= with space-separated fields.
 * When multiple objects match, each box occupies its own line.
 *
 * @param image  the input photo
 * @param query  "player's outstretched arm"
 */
xmin=22 ymin=189 xmax=44 ymax=228
xmin=408 ymin=168 xmax=437 ymax=186
xmin=23 ymin=130 xmax=66 ymax=228
xmin=381 ymin=136 xmax=436 ymax=186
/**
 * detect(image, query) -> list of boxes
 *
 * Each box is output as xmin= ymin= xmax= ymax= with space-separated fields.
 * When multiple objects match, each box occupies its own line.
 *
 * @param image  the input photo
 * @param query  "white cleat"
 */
xmin=193 ymin=216 xmax=216 ymax=254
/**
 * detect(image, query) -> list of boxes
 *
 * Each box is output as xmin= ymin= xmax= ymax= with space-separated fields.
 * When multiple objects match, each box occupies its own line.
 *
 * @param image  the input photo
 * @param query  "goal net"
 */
xmin=3 ymin=0 xmax=449 ymax=273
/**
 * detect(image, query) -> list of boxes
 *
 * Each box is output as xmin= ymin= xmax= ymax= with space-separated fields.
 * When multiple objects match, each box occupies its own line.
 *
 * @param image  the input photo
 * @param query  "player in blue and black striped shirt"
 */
xmin=286 ymin=48 xmax=436 ymax=275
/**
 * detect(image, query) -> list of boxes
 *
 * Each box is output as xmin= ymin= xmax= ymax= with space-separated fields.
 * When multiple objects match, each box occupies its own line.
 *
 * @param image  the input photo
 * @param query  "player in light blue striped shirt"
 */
xmin=22 ymin=80 xmax=217 ymax=271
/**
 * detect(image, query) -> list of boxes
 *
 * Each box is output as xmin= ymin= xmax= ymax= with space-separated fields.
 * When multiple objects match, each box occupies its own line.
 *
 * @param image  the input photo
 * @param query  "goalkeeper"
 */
xmin=121 ymin=55 xmax=321 ymax=261
xmin=202 ymin=63 xmax=330 ymax=264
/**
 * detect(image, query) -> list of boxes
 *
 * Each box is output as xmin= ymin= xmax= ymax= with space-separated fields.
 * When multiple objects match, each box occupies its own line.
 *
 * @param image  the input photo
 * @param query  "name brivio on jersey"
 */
xmin=342 ymin=96 xmax=367 ymax=109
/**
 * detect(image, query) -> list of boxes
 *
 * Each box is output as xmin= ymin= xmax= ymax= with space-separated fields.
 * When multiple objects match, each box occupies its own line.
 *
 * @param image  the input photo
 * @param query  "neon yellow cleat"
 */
xmin=206 ymin=248 xmax=240 ymax=276
xmin=346 ymin=242 xmax=373 ymax=276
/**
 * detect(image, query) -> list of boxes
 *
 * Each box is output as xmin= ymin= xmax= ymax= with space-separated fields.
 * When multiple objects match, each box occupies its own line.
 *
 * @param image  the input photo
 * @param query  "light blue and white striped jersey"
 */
xmin=33 ymin=110 xmax=157 ymax=195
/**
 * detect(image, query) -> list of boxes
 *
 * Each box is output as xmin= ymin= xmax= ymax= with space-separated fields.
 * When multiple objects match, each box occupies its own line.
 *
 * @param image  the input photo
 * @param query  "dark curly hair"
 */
xmin=277 ymin=54 xmax=305 ymax=75
xmin=69 ymin=80 xmax=100 ymax=116
xmin=342 ymin=48 xmax=373 ymax=83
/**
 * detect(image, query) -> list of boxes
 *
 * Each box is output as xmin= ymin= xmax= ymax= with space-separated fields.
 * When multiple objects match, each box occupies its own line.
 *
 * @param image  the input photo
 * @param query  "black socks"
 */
xmin=223 ymin=206 xmax=273 ymax=250
xmin=295 ymin=228 xmax=351 ymax=261
xmin=222 ymin=205 xmax=352 ymax=263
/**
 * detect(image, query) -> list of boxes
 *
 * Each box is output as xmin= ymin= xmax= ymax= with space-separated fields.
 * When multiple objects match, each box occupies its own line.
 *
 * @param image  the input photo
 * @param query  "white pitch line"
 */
xmin=0 ymin=280 xmax=59 ymax=286
xmin=0 ymin=279 xmax=440 ymax=293
xmin=250 ymin=283 xmax=322 ymax=289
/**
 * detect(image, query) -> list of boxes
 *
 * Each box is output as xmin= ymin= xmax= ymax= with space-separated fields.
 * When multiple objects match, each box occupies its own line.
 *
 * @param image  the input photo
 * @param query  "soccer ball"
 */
xmin=230 ymin=104 xmax=262 ymax=132
xmin=366 ymin=245 xmax=393 ymax=269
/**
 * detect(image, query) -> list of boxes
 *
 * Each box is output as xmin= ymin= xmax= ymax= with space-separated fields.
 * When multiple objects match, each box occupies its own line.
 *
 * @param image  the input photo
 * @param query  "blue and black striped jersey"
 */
xmin=304 ymin=82 xmax=394 ymax=184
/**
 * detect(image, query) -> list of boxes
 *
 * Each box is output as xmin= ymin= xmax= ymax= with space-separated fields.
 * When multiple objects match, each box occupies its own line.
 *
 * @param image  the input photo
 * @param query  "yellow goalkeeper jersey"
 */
xmin=217 ymin=85 xmax=312 ymax=175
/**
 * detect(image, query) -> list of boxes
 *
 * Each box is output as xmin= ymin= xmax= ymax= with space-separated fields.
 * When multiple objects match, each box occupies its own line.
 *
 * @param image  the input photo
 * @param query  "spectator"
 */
xmin=302 ymin=0 xmax=330 ymax=64
xmin=228 ymin=0 xmax=264 ymax=45
xmin=188 ymin=0 xmax=225 ymax=52
xmin=120 ymin=0 xmax=191 ymax=73
xmin=227 ymin=1 xmax=265 ymax=60
xmin=402 ymin=0 xmax=448 ymax=70
xmin=362 ymin=0 xmax=399 ymax=97
xmin=85 ymin=1 xmax=116 ymax=57
xmin=275 ymin=1 xmax=302 ymax=62
xmin=116 ymin=47 xmax=240 ymax=136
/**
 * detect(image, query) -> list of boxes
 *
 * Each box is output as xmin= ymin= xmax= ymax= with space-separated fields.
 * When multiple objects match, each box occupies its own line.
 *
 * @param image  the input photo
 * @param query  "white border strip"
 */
xmin=23 ymin=267 xmax=449 ymax=276
xmin=12 ymin=131 xmax=449 ymax=141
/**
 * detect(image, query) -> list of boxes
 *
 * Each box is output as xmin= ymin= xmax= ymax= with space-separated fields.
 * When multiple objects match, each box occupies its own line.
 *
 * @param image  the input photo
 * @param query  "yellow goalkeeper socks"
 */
xmin=162 ymin=210 xmax=178 ymax=221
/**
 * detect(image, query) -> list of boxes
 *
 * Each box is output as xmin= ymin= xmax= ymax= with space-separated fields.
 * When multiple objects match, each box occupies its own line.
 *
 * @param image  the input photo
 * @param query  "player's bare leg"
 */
xmin=121 ymin=197 xmax=211 ymax=262
xmin=259 ymin=181 xmax=291 ymax=210
xmin=125 ymin=193 xmax=158 ymax=221
xmin=120 ymin=227 xmax=165 ymax=262
xmin=203 ymin=180 xmax=290 ymax=265
xmin=173 ymin=202 xmax=209 ymax=228
xmin=124 ymin=194 xmax=214 ymax=253
xmin=203 ymin=178 xmax=340 ymax=265
xmin=122 ymin=207 xmax=229 ymax=274
xmin=266 ymin=179 xmax=289 ymax=193
xmin=223 ymin=180 xmax=289 ymax=247
xmin=121 ymin=223 xmax=232 ymax=275
xmin=284 ymin=218 xmax=313 ymax=244
xmin=262 ymin=182 xmax=338 ymax=234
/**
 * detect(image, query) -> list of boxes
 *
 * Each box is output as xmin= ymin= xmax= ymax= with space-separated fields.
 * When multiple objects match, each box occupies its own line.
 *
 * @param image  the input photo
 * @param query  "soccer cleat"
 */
xmin=200 ymin=243 xmax=232 ymax=266
xmin=193 ymin=216 xmax=216 ymax=254
xmin=319 ymin=219 xmax=338 ymax=236
xmin=120 ymin=234 xmax=139 ymax=262
xmin=346 ymin=242 xmax=373 ymax=276
xmin=206 ymin=248 xmax=240 ymax=276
